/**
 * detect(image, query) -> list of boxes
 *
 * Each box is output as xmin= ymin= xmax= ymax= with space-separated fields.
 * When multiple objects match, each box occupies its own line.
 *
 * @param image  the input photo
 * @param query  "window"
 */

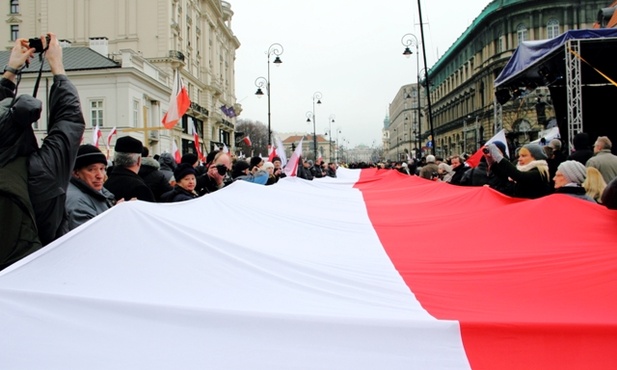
xmin=10 ymin=25 xmax=19 ymax=41
xmin=132 ymin=99 xmax=140 ymax=126
xmin=10 ymin=0 xmax=19 ymax=14
xmin=517 ymin=24 xmax=528 ymax=44
xmin=90 ymin=100 xmax=104 ymax=127
xmin=496 ymin=31 xmax=504 ymax=53
xmin=547 ymin=19 xmax=559 ymax=39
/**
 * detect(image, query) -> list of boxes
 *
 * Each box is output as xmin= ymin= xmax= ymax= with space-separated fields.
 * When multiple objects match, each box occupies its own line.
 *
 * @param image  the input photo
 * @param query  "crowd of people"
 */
xmin=359 ymin=133 xmax=617 ymax=209
xmin=1 ymin=34 xmax=616 ymax=273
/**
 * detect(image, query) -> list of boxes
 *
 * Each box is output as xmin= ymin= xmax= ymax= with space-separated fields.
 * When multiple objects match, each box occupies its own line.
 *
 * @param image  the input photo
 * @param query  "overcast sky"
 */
xmin=230 ymin=0 xmax=492 ymax=147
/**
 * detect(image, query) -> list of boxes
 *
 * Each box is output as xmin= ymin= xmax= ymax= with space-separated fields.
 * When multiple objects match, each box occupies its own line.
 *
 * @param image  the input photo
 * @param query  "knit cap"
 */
xmin=523 ymin=143 xmax=548 ymax=160
xmin=557 ymin=160 xmax=586 ymax=184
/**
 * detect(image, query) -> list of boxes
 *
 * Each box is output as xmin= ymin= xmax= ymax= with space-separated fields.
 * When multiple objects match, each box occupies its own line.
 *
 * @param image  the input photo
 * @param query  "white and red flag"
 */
xmin=465 ymin=129 xmax=509 ymax=168
xmin=189 ymin=121 xmax=205 ymax=162
xmin=284 ymin=138 xmax=303 ymax=177
xmin=92 ymin=123 xmax=102 ymax=148
xmin=172 ymin=140 xmax=181 ymax=163
xmin=161 ymin=69 xmax=191 ymax=129
xmin=1 ymin=169 xmax=617 ymax=369
xmin=104 ymin=126 xmax=117 ymax=158
xmin=2 ymin=169 xmax=617 ymax=368
xmin=242 ymin=136 xmax=252 ymax=146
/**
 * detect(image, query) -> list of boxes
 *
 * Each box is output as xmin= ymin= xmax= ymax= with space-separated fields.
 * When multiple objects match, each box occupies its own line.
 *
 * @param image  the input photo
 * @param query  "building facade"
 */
xmin=1 ymin=0 xmax=239 ymax=156
xmin=389 ymin=0 xmax=607 ymax=159
xmin=385 ymin=83 xmax=425 ymax=161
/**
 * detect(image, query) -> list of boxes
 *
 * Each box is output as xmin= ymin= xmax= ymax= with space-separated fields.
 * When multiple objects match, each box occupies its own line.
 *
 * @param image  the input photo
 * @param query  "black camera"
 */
xmin=215 ymin=164 xmax=227 ymax=176
xmin=28 ymin=35 xmax=51 ymax=53
xmin=482 ymin=147 xmax=490 ymax=154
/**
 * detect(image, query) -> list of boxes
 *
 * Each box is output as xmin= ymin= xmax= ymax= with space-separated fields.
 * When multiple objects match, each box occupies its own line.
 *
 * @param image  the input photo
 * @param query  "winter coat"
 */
xmin=601 ymin=177 xmax=617 ymax=210
xmin=7 ymin=75 xmax=86 ymax=246
xmin=493 ymin=159 xmax=551 ymax=199
xmin=553 ymin=185 xmax=595 ymax=203
xmin=419 ymin=163 xmax=439 ymax=180
xmin=104 ymin=166 xmax=155 ymax=202
xmin=567 ymin=133 xmax=594 ymax=165
xmin=450 ymin=165 xmax=468 ymax=185
xmin=65 ymin=177 xmax=115 ymax=230
xmin=139 ymin=157 xmax=172 ymax=202
xmin=234 ymin=169 xmax=269 ymax=185
xmin=586 ymin=150 xmax=617 ymax=184
xmin=0 ymin=157 xmax=41 ymax=270
xmin=158 ymin=153 xmax=177 ymax=182
xmin=161 ymin=185 xmax=198 ymax=203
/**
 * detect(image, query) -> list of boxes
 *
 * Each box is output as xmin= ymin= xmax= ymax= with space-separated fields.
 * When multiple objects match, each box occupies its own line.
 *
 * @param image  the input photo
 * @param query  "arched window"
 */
xmin=547 ymin=19 xmax=559 ymax=39
xmin=517 ymin=24 xmax=528 ymax=44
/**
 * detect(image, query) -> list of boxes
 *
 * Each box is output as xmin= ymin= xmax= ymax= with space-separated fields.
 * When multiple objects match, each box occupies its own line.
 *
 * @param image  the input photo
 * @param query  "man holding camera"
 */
xmin=0 ymin=33 xmax=85 ymax=268
xmin=195 ymin=150 xmax=232 ymax=195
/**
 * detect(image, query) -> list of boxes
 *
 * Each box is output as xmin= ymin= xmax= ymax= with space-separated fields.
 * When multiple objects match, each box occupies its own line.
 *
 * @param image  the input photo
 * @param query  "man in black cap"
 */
xmin=104 ymin=136 xmax=155 ymax=202
xmin=66 ymin=145 xmax=116 ymax=229
xmin=1 ymin=33 xmax=85 ymax=269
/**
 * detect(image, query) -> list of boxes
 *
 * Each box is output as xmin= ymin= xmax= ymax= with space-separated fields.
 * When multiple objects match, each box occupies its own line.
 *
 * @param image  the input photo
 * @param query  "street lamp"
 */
xmin=328 ymin=114 xmax=335 ymax=162
xmin=414 ymin=0 xmax=436 ymax=155
xmin=255 ymin=43 xmax=284 ymax=147
xmin=402 ymin=33 xmax=422 ymax=160
xmin=306 ymin=92 xmax=322 ymax=160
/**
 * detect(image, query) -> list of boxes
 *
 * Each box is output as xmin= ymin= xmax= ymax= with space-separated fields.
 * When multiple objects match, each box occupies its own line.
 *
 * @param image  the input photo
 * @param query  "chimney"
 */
xmin=89 ymin=37 xmax=109 ymax=57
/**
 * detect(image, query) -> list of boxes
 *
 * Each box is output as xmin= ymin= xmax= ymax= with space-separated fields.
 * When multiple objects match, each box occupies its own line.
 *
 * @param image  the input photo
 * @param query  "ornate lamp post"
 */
xmin=328 ymin=114 xmax=335 ymax=162
xmin=415 ymin=0 xmax=436 ymax=154
xmin=402 ymin=33 xmax=422 ymax=159
xmin=254 ymin=43 xmax=284 ymax=146
xmin=305 ymin=92 xmax=322 ymax=160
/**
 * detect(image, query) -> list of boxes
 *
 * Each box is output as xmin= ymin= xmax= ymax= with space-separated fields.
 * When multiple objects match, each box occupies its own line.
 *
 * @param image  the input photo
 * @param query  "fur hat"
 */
xmin=558 ymin=160 xmax=586 ymax=184
xmin=173 ymin=163 xmax=196 ymax=182
xmin=426 ymin=155 xmax=436 ymax=163
xmin=181 ymin=153 xmax=198 ymax=166
xmin=115 ymin=136 xmax=143 ymax=154
xmin=74 ymin=144 xmax=107 ymax=170
xmin=522 ymin=143 xmax=548 ymax=160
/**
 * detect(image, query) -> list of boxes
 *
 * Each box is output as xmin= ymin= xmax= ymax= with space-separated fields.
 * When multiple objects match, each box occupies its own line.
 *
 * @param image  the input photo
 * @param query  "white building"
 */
xmin=1 ymin=0 xmax=240 ymax=156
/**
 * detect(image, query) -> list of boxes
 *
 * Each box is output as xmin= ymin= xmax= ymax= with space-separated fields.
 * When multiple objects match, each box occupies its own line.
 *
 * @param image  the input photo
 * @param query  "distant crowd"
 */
xmin=349 ymin=132 xmax=617 ymax=210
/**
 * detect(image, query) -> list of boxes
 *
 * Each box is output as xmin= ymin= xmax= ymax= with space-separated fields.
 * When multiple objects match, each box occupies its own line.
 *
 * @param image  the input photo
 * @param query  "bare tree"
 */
xmin=235 ymin=119 xmax=269 ymax=157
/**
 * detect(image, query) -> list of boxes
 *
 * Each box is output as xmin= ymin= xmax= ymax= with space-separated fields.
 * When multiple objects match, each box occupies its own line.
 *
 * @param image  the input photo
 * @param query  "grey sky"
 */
xmin=230 ymin=0 xmax=492 ymax=147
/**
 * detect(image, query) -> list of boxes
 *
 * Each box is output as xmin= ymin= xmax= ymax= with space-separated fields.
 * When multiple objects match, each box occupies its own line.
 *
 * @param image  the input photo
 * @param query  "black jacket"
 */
xmin=25 ymin=76 xmax=86 ymax=245
xmin=161 ymin=185 xmax=198 ymax=203
xmin=139 ymin=157 xmax=172 ymax=202
xmin=105 ymin=166 xmax=155 ymax=202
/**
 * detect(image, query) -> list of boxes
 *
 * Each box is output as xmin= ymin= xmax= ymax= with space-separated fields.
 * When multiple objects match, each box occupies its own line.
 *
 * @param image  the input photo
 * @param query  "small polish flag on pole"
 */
xmin=172 ymin=140 xmax=181 ymax=163
xmin=92 ymin=123 xmax=102 ymax=148
xmin=105 ymin=126 xmax=117 ymax=158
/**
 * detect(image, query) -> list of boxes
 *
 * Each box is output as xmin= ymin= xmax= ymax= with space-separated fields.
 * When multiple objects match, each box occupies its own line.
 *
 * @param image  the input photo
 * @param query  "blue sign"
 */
xmin=426 ymin=141 xmax=433 ymax=148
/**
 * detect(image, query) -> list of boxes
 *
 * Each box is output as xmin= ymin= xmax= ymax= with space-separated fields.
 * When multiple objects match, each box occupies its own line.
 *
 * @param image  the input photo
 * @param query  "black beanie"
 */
xmin=232 ymin=160 xmax=250 ymax=179
xmin=173 ymin=163 xmax=196 ymax=181
xmin=74 ymin=144 xmax=107 ymax=170
xmin=249 ymin=156 xmax=263 ymax=169
xmin=181 ymin=153 xmax=198 ymax=166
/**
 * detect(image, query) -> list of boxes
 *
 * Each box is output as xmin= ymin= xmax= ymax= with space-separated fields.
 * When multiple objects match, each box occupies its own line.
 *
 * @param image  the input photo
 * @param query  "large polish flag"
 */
xmin=162 ymin=69 xmax=191 ymax=129
xmin=1 ymin=169 xmax=616 ymax=369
